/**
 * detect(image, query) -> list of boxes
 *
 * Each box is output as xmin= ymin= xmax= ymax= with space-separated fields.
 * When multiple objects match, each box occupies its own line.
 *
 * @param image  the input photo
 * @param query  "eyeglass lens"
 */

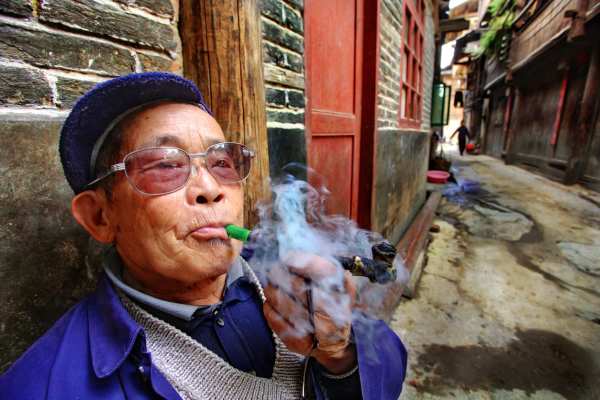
xmin=124 ymin=143 xmax=252 ymax=195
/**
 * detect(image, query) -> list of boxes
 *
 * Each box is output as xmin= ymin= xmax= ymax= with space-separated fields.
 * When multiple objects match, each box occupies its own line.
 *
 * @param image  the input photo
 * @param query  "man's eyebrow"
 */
xmin=140 ymin=134 xmax=185 ymax=148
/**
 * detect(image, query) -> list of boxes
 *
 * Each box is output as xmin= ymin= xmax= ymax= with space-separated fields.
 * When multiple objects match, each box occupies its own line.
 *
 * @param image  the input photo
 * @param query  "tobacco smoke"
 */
xmin=246 ymin=166 xmax=409 ymax=352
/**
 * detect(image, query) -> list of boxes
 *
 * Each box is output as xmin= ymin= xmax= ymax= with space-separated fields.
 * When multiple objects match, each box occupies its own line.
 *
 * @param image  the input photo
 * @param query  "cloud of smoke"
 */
xmin=246 ymin=166 xmax=409 ymax=355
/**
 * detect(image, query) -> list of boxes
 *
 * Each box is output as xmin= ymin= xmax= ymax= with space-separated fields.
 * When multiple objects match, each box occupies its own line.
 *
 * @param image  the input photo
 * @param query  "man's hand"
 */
xmin=262 ymin=252 xmax=357 ymax=374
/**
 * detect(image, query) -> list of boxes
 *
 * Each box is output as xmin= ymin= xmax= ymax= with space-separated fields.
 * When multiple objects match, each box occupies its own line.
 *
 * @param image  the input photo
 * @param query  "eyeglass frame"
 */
xmin=86 ymin=141 xmax=255 ymax=196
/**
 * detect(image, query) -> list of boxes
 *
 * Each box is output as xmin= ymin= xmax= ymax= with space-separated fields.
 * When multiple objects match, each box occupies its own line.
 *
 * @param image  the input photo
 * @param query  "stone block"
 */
xmin=265 ymin=86 xmax=286 ymax=106
xmin=0 ymin=65 xmax=52 ymax=106
xmin=287 ymin=90 xmax=304 ymax=108
xmin=0 ymin=115 xmax=100 ymax=373
xmin=267 ymin=127 xmax=306 ymax=178
xmin=282 ymin=3 xmax=303 ymax=34
xmin=263 ymin=42 xmax=303 ymax=73
xmin=261 ymin=0 xmax=283 ymax=24
xmin=261 ymin=19 xmax=303 ymax=54
xmin=113 ymin=0 xmax=174 ymax=18
xmin=40 ymin=0 xmax=177 ymax=52
xmin=0 ymin=24 xmax=135 ymax=75
xmin=137 ymin=52 xmax=175 ymax=72
xmin=267 ymin=109 xmax=304 ymax=124
xmin=0 ymin=0 xmax=32 ymax=16
xmin=284 ymin=0 xmax=303 ymax=11
xmin=54 ymin=76 xmax=97 ymax=108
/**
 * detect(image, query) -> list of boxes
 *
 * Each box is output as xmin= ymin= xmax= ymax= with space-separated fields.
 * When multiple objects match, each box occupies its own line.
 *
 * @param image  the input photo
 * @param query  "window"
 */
xmin=399 ymin=0 xmax=425 ymax=127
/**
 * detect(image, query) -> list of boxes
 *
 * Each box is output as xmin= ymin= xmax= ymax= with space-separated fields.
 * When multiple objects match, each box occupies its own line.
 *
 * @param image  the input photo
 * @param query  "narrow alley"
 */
xmin=393 ymin=146 xmax=600 ymax=400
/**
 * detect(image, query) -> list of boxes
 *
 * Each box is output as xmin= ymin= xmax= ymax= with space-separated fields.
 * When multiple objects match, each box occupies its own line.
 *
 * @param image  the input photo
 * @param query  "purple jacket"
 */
xmin=0 ymin=275 xmax=407 ymax=399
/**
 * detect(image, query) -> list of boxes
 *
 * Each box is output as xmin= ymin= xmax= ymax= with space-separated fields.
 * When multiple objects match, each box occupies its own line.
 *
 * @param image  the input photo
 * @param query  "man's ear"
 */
xmin=71 ymin=190 xmax=115 ymax=244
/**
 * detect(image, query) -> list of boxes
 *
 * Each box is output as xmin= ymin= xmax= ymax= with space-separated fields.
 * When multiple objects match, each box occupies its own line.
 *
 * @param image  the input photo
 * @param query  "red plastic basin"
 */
xmin=427 ymin=170 xmax=450 ymax=184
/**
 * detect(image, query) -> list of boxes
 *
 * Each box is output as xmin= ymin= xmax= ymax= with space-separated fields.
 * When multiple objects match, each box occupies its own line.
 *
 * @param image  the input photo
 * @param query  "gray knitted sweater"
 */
xmin=120 ymin=260 xmax=305 ymax=400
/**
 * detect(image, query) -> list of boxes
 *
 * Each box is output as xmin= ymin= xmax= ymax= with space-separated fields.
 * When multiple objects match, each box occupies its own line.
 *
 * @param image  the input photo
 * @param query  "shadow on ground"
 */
xmin=413 ymin=329 xmax=596 ymax=399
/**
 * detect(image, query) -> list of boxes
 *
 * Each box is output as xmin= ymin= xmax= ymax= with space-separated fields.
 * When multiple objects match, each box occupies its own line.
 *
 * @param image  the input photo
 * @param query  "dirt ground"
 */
xmin=392 ymin=146 xmax=600 ymax=400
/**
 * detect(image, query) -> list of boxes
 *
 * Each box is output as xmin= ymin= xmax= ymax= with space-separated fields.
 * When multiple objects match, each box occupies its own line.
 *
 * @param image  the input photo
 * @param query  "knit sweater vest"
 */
xmin=119 ymin=258 xmax=305 ymax=400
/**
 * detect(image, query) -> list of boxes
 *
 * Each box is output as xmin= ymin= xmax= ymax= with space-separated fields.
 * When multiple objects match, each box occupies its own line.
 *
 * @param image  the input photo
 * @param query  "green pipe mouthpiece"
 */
xmin=225 ymin=224 xmax=252 ymax=242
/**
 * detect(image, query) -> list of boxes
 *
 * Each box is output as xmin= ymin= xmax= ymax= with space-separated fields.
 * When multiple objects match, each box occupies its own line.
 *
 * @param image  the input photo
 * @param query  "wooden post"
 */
xmin=550 ymin=68 xmax=569 ymax=154
xmin=503 ymin=87 xmax=518 ymax=164
xmin=179 ymin=0 xmax=271 ymax=226
xmin=565 ymin=42 xmax=600 ymax=185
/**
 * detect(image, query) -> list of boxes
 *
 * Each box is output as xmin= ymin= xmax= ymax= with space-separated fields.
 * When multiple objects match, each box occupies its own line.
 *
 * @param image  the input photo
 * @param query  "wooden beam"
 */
xmin=439 ymin=17 xmax=470 ymax=33
xmin=180 ymin=0 xmax=271 ymax=226
xmin=503 ymin=87 xmax=518 ymax=164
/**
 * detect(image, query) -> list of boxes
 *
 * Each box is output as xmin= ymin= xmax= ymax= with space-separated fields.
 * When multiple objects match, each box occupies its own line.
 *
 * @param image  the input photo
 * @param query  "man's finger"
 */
xmin=266 ymin=267 xmax=310 ymax=307
xmin=281 ymin=252 xmax=338 ymax=280
xmin=264 ymin=284 xmax=311 ymax=323
xmin=263 ymin=302 xmax=315 ymax=356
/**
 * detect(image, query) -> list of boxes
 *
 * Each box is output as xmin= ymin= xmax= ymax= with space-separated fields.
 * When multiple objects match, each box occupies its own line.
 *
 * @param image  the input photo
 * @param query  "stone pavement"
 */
xmin=392 ymin=146 xmax=600 ymax=400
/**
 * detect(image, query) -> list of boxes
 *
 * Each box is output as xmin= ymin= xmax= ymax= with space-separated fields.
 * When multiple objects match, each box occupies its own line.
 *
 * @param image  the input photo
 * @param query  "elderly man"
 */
xmin=0 ymin=72 xmax=406 ymax=399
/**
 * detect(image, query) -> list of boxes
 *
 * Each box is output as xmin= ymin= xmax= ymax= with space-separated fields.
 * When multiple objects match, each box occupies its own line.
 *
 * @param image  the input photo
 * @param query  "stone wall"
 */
xmin=0 ymin=0 xmax=181 ymax=372
xmin=373 ymin=0 xmax=434 ymax=243
xmin=259 ymin=0 xmax=306 ymax=178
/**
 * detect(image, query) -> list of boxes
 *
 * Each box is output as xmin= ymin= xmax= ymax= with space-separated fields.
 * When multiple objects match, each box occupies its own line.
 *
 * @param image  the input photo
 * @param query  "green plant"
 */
xmin=471 ymin=0 xmax=516 ymax=59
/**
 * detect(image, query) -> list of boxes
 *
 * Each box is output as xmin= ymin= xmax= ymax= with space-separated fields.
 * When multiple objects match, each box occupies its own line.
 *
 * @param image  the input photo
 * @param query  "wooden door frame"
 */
xmin=304 ymin=0 xmax=379 ymax=228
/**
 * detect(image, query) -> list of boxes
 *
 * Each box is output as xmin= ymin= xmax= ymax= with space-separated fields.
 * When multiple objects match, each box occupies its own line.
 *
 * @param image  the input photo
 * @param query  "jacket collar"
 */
xmin=88 ymin=273 xmax=143 ymax=378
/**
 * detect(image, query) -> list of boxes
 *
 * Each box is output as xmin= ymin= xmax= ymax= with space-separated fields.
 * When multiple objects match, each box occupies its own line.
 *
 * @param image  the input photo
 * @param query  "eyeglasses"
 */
xmin=87 ymin=142 xmax=255 ymax=195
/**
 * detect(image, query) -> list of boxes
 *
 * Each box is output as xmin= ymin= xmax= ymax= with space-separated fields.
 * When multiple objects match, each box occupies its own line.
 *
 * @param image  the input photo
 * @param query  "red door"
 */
xmin=305 ymin=0 xmax=364 ymax=219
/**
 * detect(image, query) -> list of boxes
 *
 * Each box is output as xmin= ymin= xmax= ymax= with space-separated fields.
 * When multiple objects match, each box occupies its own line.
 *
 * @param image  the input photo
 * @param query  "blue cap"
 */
xmin=59 ymin=72 xmax=211 ymax=194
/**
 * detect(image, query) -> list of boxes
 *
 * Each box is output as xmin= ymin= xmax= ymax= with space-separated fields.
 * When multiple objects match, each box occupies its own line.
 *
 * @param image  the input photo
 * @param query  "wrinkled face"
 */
xmin=106 ymin=102 xmax=244 ymax=285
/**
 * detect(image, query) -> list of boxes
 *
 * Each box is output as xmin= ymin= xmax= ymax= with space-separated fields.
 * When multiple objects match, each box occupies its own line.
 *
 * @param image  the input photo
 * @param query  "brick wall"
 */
xmin=0 ymin=0 xmax=181 ymax=110
xmin=378 ymin=0 xmax=404 ymax=129
xmin=0 ymin=0 xmax=181 ymax=372
xmin=259 ymin=0 xmax=306 ymax=178
xmin=373 ymin=0 xmax=434 ymax=243
xmin=421 ymin=3 xmax=435 ymax=131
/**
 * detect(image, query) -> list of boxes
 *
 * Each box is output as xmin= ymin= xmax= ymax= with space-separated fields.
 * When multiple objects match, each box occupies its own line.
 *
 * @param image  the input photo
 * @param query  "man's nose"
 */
xmin=186 ymin=164 xmax=224 ymax=205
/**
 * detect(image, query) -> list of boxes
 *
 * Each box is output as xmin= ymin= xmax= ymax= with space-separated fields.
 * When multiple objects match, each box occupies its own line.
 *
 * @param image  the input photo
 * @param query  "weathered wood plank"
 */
xmin=511 ymin=0 xmax=576 ymax=66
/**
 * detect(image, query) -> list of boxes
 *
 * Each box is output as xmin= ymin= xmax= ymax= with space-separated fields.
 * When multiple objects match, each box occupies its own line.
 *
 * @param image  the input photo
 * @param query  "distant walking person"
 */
xmin=450 ymin=120 xmax=471 ymax=156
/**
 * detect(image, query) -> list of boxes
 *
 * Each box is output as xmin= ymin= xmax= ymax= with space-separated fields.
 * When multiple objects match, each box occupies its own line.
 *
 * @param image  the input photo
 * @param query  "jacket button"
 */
xmin=216 ymin=317 xmax=225 ymax=327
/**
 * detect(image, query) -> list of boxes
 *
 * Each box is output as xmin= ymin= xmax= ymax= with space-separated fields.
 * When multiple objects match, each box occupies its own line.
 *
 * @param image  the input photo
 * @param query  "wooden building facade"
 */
xmin=468 ymin=0 xmax=600 ymax=191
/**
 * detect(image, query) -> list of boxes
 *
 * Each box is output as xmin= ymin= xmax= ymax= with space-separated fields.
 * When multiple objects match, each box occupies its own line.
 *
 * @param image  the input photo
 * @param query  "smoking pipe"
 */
xmin=225 ymin=224 xmax=398 ymax=284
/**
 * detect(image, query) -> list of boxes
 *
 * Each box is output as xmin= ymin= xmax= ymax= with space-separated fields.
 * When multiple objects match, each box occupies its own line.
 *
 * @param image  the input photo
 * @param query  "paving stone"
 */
xmin=0 ymin=24 xmax=135 ymax=75
xmin=0 ymin=65 xmax=52 ymax=106
xmin=40 ymin=0 xmax=177 ymax=52
xmin=558 ymin=241 xmax=600 ymax=276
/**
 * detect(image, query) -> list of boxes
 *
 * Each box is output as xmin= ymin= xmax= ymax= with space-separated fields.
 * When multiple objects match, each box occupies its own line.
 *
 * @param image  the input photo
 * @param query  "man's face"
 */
xmin=105 ymin=102 xmax=244 ymax=289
